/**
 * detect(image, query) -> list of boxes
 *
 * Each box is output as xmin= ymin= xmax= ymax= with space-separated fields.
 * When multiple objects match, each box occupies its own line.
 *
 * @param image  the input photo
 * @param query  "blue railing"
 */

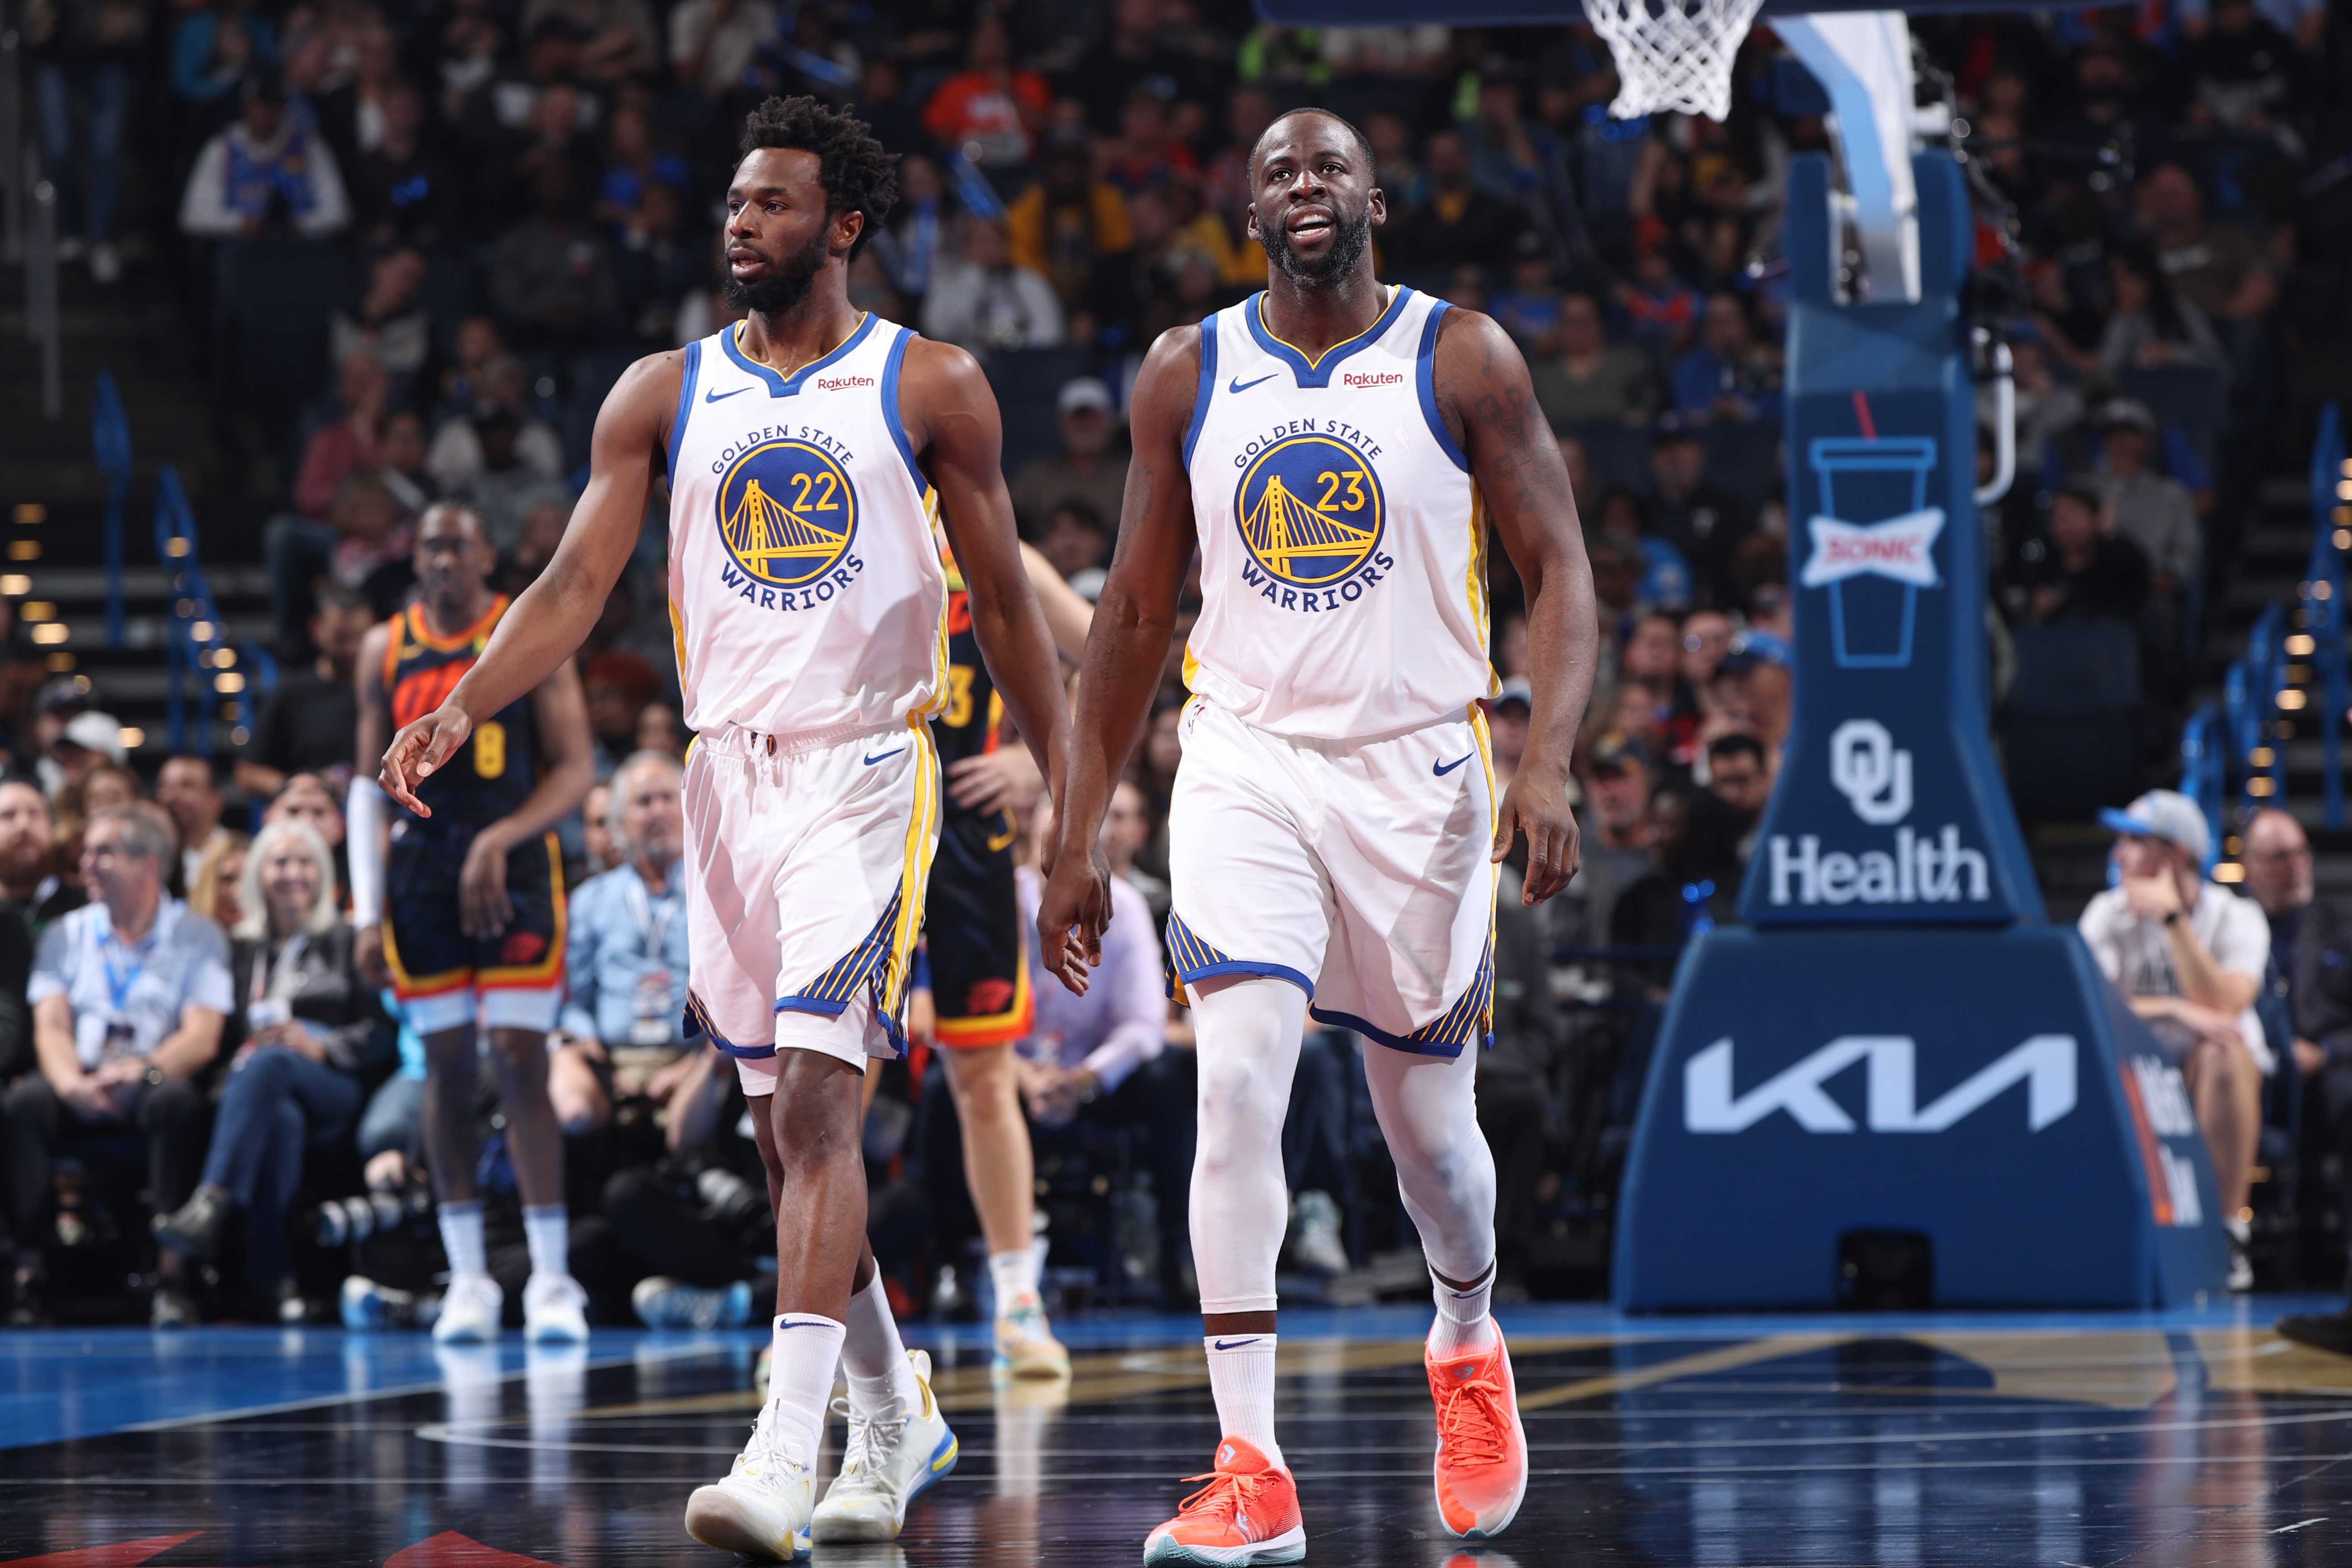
xmin=152 ymin=465 xmax=276 ymax=756
xmin=2183 ymin=399 xmax=2348 ymax=866
xmin=92 ymin=371 xmax=130 ymax=649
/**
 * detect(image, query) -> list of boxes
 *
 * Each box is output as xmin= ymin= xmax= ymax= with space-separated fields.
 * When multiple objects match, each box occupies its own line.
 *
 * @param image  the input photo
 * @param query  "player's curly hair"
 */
xmin=738 ymin=96 xmax=898 ymax=256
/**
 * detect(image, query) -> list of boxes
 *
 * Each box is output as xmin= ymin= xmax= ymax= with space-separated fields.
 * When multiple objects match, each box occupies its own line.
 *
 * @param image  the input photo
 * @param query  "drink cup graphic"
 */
xmin=1803 ymin=436 xmax=1943 ymax=669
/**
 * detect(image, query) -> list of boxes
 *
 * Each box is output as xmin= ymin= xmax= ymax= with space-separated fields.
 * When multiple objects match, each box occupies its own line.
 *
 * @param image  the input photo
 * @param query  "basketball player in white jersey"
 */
xmin=379 ymin=97 xmax=1073 ymax=1559
xmin=1039 ymin=108 xmax=1596 ymax=1562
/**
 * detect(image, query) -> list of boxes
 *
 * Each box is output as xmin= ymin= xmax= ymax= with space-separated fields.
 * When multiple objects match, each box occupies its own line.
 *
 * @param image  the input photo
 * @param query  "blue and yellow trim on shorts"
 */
xmin=1162 ymin=912 xmax=1314 ymax=1000
xmin=770 ymin=714 xmax=941 ymax=1056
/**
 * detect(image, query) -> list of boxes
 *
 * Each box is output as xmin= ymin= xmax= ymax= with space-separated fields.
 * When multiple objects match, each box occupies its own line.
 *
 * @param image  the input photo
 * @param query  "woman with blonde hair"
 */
xmin=153 ymin=819 xmax=387 ymax=1319
xmin=186 ymin=832 xmax=249 ymax=927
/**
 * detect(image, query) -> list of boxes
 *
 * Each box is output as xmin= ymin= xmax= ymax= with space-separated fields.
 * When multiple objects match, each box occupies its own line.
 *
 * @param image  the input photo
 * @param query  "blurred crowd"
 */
xmin=8 ymin=0 xmax=2351 ymax=1317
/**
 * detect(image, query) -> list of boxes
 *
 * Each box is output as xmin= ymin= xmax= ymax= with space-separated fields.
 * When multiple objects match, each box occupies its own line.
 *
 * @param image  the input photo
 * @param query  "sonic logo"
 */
xmin=1233 ymin=433 xmax=1386 ymax=593
xmin=715 ymin=438 xmax=860 ymax=593
xmin=1801 ymin=508 xmax=1946 ymax=589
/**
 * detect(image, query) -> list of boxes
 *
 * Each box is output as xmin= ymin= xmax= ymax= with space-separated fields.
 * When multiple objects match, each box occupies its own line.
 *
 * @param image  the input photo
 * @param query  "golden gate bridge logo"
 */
xmin=1232 ymin=433 xmax=1384 ymax=588
xmin=714 ymin=439 xmax=859 ymax=590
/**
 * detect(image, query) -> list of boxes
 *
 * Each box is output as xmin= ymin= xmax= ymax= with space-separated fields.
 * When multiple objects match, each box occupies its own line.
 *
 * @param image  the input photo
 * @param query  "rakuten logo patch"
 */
xmin=1342 ymin=371 xmax=1404 ymax=388
xmin=816 ymin=375 xmax=875 ymax=391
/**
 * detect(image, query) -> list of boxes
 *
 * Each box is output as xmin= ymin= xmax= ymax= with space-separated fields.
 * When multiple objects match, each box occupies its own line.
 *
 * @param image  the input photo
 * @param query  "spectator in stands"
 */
xmin=2081 ymin=791 xmax=2268 ymax=1289
xmin=1010 ymin=379 xmax=1128 ymax=537
xmin=2137 ymin=164 xmax=2277 ymax=347
xmin=921 ymin=213 xmax=1065 ymax=355
xmin=152 ymin=820 xmax=382 ymax=1319
xmin=6 ymin=808 xmax=231 ymax=1327
xmin=329 ymin=247 xmax=431 ymax=379
xmin=490 ymin=164 xmax=620 ymax=349
xmin=548 ymin=752 xmax=707 ymax=1140
xmin=1531 ymin=290 xmax=1660 ymax=429
xmin=29 ymin=0 xmax=143 ymax=285
xmin=634 ymin=702 xmax=687 ymax=761
xmin=1674 ymin=292 xmax=1782 ymax=424
xmin=1491 ymin=232 xmax=1565 ymax=356
xmin=1034 ymin=503 xmax=1110 ymax=591
xmin=1574 ymin=736 xmax=1658 ymax=948
xmin=922 ymin=15 xmax=1049 ymax=176
xmin=1616 ymin=219 xmax=1701 ymax=357
xmin=1007 ymin=139 xmax=1134 ymax=324
xmin=668 ymin=0 xmax=777 ymax=97
xmin=293 ymin=351 xmax=391 ymax=522
xmin=1707 ymin=632 xmax=1792 ymax=766
xmin=0 ymin=782 xmax=84 ymax=932
xmin=2028 ymin=484 xmax=2151 ymax=628
xmin=1382 ymin=128 xmax=1525 ymax=275
xmin=1611 ymin=786 xmax=1748 ymax=991
xmin=1703 ymin=731 xmax=1772 ymax=861
xmin=1103 ymin=85 xmax=1200 ymax=196
xmin=427 ymin=356 xmax=567 ymax=495
xmin=185 ymin=832 xmax=246 ymax=928
xmin=262 ymin=772 xmax=347 ymax=893
xmin=2099 ymin=243 xmax=2229 ymax=378
xmin=243 ymin=582 xmax=368 ymax=798
xmin=869 ymin=153 xmax=947 ymax=308
xmin=525 ymin=0 xmax=657 ymax=87
xmin=49 ymin=710 xmax=126 ymax=796
xmin=178 ymin=74 xmax=350 ymax=240
xmin=1649 ymin=424 xmax=1751 ymax=603
xmin=580 ymin=781 xmax=619 ymax=877
xmin=1482 ymin=836 xmax=1565 ymax=1299
xmin=2095 ymin=397 xmax=2200 ymax=647
xmin=1014 ymin=790 xmax=1192 ymax=1300
xmin=349 ymin=79 xmax=462 ymax=244
xmin=156 ymin=757 xmax=233 ymax=894
xmin=582 ymin=653 xmax=661 ymax=779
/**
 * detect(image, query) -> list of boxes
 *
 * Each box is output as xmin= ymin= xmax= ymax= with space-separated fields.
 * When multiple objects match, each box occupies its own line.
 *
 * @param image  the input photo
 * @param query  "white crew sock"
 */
xmin=1428 ymin=1262 xmax=1498 ymax=1357
xmin=840 ymin=1272 xmax=924 ymax=1417
xmin=1204 ymin=1333 xmax=1282 ymax=1466
xmin=766 ymin=1314 xmax=849 ymax=1471
xmin=437 ymin=1200 xmax=488 ymax=1279
xmin=521 ymin=1204 xmax=569 ymax=1280
xmin=989 ymin=1246 xmax=1041 ymax=1313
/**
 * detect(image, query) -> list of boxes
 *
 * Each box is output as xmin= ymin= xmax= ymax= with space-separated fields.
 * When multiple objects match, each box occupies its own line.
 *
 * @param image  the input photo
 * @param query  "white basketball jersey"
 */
xmin=666 ymin=315 xmax=949 ymax=737
xmin=1182 ymin=286 xmax=1497 ymax=740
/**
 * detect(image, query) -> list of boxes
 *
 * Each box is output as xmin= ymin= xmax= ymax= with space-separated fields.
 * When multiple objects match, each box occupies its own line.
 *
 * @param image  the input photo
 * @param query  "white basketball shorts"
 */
xmin=680 ymin=716 xmax=940 ymax=1091
xmin=1164 ymin=696 xmax=1497 ymax=1056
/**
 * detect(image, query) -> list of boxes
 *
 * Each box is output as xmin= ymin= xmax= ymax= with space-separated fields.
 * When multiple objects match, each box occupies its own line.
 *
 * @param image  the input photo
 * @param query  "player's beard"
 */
xmin=1260 ymin=199 xmax=1373 ymax=288
xmin=723 ymin=223 xmax=830 ymax=316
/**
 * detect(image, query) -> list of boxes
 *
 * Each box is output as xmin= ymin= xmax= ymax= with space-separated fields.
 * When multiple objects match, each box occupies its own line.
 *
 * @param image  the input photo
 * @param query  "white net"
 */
xmin=1586 ymin=0 xmax=1771 ymax=124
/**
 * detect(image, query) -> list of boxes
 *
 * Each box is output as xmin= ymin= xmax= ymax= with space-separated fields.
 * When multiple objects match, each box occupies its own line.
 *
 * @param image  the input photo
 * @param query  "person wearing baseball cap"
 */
xmin=2077 ymin=788 xmax=2270 ymax=1290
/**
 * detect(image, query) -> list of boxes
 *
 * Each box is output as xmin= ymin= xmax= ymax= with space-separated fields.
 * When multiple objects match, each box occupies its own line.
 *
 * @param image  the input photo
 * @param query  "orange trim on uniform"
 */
xmin=933 ymin=934 xmax=1034 ymax=1048
xmin=475 ymin=832 xmax=570 ymax=989
xmin=404 ymin=594 xmax=510 ymax=655
xmin=382 ymin=916 xmax=471 ymax=999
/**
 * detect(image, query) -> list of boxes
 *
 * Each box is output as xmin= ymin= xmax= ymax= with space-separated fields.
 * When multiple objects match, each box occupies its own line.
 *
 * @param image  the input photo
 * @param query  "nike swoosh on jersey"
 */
xmin=863 ymin=747 xmax=908 ymax=765
xmin=1228 ymin=372 xmax=1279 ymax=394
xmin=1433 ymin=753 xmax=1474 ymax=776
xmin=704 ymin=385 xmax=752 ymax=402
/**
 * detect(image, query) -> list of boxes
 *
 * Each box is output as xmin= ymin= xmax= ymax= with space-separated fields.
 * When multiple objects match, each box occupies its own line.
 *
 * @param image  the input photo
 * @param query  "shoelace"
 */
xmin=736 ymin=1400 xmax=787 ymax=1476
xmin=1173 ymin=1467 xmax=1280 ymax=1534
xmin=826 ymin=1396 xmax=909 ymax=1485
xmin=1435 ymin=1370 xmax=1511 ymax=1469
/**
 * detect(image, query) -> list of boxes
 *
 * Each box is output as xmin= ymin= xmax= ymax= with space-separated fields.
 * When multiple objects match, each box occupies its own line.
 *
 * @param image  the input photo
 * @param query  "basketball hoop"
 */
xmin=1586 ymin=0 xmax=1770 ymax=124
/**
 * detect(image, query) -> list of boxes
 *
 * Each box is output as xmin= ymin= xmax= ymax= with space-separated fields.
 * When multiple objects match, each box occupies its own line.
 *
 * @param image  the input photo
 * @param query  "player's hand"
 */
xmin=1494 ymin=762 xmax=1580 ymax=905
xmin=946 ymin=749 xmax=1044 ymax=816
xmin=458 ymin=824 xmax=516 ymax=938
xmin=353 ymin=922 xmax=387 ymax=988
xmin=1035 ymin=843 xmax=1111 ymax=996
xmin=380 ymin=705 xmax=475 ymax=817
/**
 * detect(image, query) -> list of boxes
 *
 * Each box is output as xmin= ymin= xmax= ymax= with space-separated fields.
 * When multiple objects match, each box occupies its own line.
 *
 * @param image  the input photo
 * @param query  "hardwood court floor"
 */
xmin=9 ymin=1301 xmax=2352 ymax=1566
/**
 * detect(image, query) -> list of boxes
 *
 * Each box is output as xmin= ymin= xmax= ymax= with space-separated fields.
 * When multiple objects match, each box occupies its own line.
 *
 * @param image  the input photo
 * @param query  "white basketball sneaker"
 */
xmin=810 ymin=1349 xmax=959 ymax=1543
xmin=432 ymin=1272 xmax=504 ymax=1344
xmin=685 ymin=1400 xmax=815 ymax=1560
xmin=522 ymin=1272 xmax=590 ymax=1341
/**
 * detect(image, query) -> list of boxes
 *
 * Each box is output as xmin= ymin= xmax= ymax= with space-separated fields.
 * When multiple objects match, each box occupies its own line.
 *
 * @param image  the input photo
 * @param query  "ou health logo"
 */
xmin=715 ymin=438 xmax=858 ymax=590
xmin=1233 ymin=434 xmax=1385 ymax=588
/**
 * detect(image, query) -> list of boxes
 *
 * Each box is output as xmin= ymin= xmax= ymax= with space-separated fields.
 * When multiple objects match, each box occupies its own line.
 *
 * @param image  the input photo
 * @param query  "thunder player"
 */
xmin=379 ymin=97 xmax=1071 ymax=1558
xmin=1039 ymin=109 xmax=1597 ymax=1560
xmin=351 ymin=501 xmax=596 ymax=1343
xmin=924 ymin=536 xmax=1090 ymax=1379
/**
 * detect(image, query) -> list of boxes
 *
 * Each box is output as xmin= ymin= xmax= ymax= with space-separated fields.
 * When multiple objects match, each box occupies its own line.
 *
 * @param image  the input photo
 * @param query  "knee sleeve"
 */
xmin=1187 ymin=977 xmax=1308 ymax=1315
xmin=1363 ymin=1044 xmax=1496 ymax=1283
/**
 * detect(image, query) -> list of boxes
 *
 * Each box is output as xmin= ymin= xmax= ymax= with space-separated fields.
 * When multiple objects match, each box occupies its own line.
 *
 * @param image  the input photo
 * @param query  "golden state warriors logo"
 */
xmin=1235 ymin=434 xmax=1384 ymax=590
xmin=715 ymin=439 xmax=858 ymax=591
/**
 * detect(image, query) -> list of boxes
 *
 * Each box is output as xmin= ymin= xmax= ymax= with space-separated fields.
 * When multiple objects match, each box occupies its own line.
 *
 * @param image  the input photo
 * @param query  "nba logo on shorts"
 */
xmin=1233 ymin=434 xmax=1386 ymax=594
xmin=715 ymin=439 xmax=861 ymax=592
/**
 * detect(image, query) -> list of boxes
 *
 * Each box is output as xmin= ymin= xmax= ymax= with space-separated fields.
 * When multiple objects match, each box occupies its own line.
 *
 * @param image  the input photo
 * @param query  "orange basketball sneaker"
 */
xmin=1425 ymin=1328 xmax=1528 ymax=1538
xmin=1141 ymin=1436 xmax=1306 ymax=1565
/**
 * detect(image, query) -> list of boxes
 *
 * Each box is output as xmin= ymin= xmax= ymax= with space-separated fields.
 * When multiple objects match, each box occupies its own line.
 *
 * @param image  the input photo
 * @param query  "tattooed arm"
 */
xmin=1434 ymin=307 xmax=1599 ymax=904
